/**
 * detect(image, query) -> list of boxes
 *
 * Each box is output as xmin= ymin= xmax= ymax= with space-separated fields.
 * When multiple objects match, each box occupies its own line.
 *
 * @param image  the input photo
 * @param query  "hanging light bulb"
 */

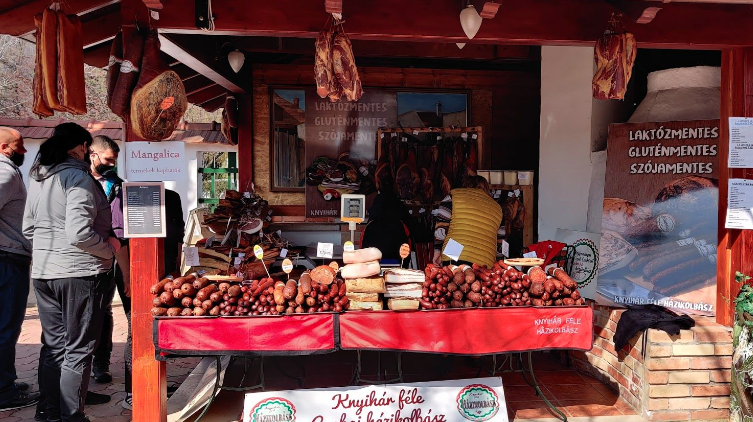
xmin=459 ymin=3 xmax=482 ymax=40
xmin=228 ymin=49 xmax=245 ymax=73
xmin=456 ymin=43 xmax=466 ymax=49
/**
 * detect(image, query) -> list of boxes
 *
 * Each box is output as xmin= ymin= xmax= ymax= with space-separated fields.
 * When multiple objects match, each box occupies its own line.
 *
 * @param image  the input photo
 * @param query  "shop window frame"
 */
xmin=198 ymin=151 xmax=238 ymax=210
xmin=268 ymin=85 xmax=472 ymax=193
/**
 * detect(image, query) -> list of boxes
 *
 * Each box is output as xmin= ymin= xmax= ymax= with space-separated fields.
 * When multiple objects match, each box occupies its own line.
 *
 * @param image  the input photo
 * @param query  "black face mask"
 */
xmin=9 ymin=150 xmax=24 ymax=167
xmin=95 ymin=163 xmax=116 ymax=175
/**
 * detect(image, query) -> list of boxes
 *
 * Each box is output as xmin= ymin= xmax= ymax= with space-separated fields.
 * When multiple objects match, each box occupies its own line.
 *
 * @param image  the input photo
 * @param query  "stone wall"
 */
xmin=567 ymin=303 xmax=732 ymax=421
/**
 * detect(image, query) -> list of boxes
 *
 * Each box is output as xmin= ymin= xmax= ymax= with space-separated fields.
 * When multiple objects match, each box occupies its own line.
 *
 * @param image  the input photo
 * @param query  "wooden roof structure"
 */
xmin=3 ymin=0 xmax=752 ymax=113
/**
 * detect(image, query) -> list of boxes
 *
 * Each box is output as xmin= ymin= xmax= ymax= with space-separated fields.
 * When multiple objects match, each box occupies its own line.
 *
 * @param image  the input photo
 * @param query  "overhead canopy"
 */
xmin=0 ymin=0 xmax=748 ymax=113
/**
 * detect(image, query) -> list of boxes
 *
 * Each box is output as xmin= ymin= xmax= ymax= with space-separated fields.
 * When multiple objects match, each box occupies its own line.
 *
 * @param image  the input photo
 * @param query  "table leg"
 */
xmin=353 ymin=351 xmax=404 ymax=385
xmin=520 ymin=352 xmax=567 ymax=422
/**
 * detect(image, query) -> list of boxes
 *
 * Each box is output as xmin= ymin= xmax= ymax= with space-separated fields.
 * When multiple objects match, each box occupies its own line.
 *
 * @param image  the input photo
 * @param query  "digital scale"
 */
xmin=340 ymin=194 xmax=366 ymax=243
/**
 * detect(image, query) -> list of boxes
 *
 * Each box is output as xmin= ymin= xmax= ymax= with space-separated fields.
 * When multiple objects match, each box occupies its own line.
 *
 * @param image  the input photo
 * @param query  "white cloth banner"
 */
xmin=124 ymin=141 xmax=185 ymax=182
xmin=243 ymin=377 xmax=508 ymax=422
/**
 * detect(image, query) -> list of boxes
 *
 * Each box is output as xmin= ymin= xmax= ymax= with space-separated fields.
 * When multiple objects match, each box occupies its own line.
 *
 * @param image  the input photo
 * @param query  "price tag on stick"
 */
xmin=343 ymin=241 xmax=355 ymax=252
xmin=399 ymin=243 xmax=410 ymax=268
xmin=282 ymin=258 xmax=293 ymax=280
xmin=253 ymin=244 xmax=271 ymax=278
xmin=183 ymin=246 xmax=200 ymax=267
xmin=317 ymin=242 xmax=334 ymax=259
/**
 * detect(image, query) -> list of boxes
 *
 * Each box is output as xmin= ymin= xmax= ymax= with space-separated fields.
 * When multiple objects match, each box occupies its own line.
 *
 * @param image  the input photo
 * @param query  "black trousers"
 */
xmin=93 ymin=263 xmax=131 ymax=393
xmin=34 ymin=275 xmax=110 ymax=422
xmin=0 ymin=254 xmax=30 ymax=404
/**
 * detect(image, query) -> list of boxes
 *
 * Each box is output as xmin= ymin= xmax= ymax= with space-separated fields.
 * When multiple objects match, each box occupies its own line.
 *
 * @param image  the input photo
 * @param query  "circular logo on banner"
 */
xmin=570 ymin=238 xmax=599 ymax=287
xmin=456 ymin=384 xmax=500 ymax=422
xmin=249 ymin=398 xmax=296 ymax=422
xmin=254 ymin=245 xmax=264 ymax=260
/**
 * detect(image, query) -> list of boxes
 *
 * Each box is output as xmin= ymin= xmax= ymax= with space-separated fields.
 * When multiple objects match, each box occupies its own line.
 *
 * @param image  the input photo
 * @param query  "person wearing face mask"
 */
xmin=87 ymin=135 xmax=132 ymax=408
xmin=0 ymin=127 xmax=40 ymax=411
xmin=23 ymin=123 xmax=120 ymax=422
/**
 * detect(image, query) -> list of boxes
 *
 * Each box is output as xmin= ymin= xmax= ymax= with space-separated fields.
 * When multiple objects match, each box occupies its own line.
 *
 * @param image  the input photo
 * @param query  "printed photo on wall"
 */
xmin=597 ymin=120 xmax=719 ymax=316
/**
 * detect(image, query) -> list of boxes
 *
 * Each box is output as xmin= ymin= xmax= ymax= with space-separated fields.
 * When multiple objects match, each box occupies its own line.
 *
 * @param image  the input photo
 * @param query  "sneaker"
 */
xmin=0 ymin=391 xmax=41 ymax=412
xmin=121 ymin=394 xmax=132 ymax=410
xmin=14 ymin=381 xmax=29 ymax=391
xmin=91 ymin=365 xmax=112 ymax=383
xmin=84 ymin=392 xmax=110 ymax=405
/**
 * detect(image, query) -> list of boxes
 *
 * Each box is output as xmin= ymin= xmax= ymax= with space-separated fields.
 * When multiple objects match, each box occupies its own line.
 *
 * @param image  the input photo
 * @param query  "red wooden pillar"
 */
xmin=131 ymin=237 xmax=167 ymax=421
xmin=718 ymin=48 xmax=753 ymax=326
xmin=237 ymin=93 xmax=254 ymax=192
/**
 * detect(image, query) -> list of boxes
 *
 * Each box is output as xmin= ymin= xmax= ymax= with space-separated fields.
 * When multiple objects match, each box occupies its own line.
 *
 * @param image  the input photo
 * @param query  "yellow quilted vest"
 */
xmin=441 ymin=188 xmax=503 ymax=266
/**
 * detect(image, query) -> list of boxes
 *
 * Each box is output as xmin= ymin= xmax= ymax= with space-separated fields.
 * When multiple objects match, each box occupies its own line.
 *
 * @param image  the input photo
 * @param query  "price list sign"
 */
xmin=123 ymin=182 xmax=166 ymax=238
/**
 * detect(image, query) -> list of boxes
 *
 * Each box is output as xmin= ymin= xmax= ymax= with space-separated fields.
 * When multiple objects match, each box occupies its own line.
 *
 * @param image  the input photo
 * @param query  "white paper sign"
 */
xmin=243 ymin=377 xmax=508 ymax=422
xmin=183 ymin=246 xmax=200 ymax=266
xmin=443 ymin=238 xmax=464 ymax=261
xmin=554 ymin=229 xmax=601 ymax=300
xmin=317 ymin=242 xmax=334 ymax=259
xmin=726 ymin=178 xmax=753 ymax=229
xmin=523 ymin=251 xmax=538 ymax=259
xmin=234 ymin=257 xmax=243 ymax=267
xmin=501 ymin=240 xmax=510 ymax=258
xmin=729 ymin=117 xmax=753 ymax=168
xmin=124 ymin=141 xmax=185 ymax=182
xmin=280 ymin=248 xmax=288 ymax=258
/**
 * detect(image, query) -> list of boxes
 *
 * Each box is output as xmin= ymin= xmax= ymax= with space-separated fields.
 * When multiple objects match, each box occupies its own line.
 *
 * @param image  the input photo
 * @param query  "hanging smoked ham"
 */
xmin=332 ymin=24 xmax=363 ymax=102
xmin=129 ymin=31 xmax=187 ymax=141
xmin=314 ymin=26 xmax=334 ymax=98
xmin=592 ymin=31 xmax=637 ymax=100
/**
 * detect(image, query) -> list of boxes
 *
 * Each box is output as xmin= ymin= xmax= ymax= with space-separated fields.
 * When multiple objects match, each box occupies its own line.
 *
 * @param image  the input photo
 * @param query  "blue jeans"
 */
xmin=0 ymin=254 xmax=30 ymax=404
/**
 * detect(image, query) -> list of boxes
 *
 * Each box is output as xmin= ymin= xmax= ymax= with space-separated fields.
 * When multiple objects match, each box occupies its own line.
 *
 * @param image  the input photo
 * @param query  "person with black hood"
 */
xmin=360 ymin=188 xmax=411 ymax=261
xmin=23 ymin=123 xmax=120 ymax=422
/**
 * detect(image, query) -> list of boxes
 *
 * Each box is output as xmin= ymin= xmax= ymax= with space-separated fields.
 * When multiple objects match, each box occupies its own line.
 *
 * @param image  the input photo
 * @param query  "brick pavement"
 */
xmin=0 ymin=305 xmax=199 ymax=422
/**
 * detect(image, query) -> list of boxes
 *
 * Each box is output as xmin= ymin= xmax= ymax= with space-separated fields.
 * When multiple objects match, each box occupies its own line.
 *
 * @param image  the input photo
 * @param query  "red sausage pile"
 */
xmin=420 ymin=260 xmax=585 ymax=309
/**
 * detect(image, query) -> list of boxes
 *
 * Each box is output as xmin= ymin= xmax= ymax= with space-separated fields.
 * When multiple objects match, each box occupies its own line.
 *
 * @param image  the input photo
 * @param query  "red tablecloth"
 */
xmin=339 ymin=307 xmax=593 ymax=354
xmin=153 ymin=307 xmax=593 ymax=357
xmin=154 ymin=314 xmax=338 ymax=357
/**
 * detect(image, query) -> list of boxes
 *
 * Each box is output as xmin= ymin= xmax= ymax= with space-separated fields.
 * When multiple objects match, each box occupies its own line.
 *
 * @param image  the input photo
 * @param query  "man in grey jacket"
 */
xmin=24 ymin=123 xmax=120 ymax=422
xmin=0 ymin=127 xmax=40 ymax=411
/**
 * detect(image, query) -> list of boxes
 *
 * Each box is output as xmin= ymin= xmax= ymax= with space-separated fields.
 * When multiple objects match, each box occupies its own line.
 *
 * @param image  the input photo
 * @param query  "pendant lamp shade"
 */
xmin=459 ymin=4 xmax=482 ymax=40
xmin=228 ymin=50 xmax=245 ymax=73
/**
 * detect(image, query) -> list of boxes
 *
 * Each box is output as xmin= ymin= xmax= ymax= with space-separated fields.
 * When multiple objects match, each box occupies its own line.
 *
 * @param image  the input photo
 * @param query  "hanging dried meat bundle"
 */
xmin=32 ymin=13 xmax=53 ymax=117
xmin=314 ymin=26 xmax=334 ymax=98
xmin=221 ymin=95 xmax=239 ymax=145
xmin=129 ymin=31 xmax=188 ymax=141
xmin=33 ymin=7 xmax=87 ymax=115
xmin=109 ymin=27 xmax=145 ymax=119
xmin=105 ymin=32 xmax=123 ymax=108
xmin=332 ymin=24 xmax=363 ymax=102
xmin=592 ymin=30 xmax=637 ymax=100
xmin=313 ymin=19 xmax=363 ymax=102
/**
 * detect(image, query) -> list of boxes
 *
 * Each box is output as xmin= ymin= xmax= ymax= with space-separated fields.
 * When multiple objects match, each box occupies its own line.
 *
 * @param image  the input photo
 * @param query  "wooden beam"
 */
xmin=0 ymin=0 xmax=119 ymax=36
xmin=158 ymin=34 xmax=246 ymax=93
xmin=184 ymin=78 xmax=218 ymax=96
xmin=83 ymin=39 xmax=113 ymax=68
xmin=324 ymin=0 xmax=342 ymax=14
xmin=237 ymin=94 xmax=253 ymax=193
xmin=606 ymin=0 xmax=662 ymax=24
xmin=228 ymin=36 xmax=533 ymax=60
xmin=201 ymin=94 xmax=227 ymax=112
xmin=718 ymin=48 xmax=753 ymax=326
xmin=187 ymin=83 xmax=228 ymax=105
xmin=143 ymin=0 xmax=164 ymax=9
xmin=479 ymin=2 xmax=501 ymax=19
xmin=154 ymin=0 xmax=753 ymax=48
xmin=80 ymin=8 xmax=121 ymax=48
xmin=171 ymin=64 xmax=200 ymax=80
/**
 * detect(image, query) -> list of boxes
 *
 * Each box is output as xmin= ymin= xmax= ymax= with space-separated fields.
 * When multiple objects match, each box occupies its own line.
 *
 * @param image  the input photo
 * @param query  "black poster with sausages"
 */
xmin=304 ymin=89 xmax=397 ymax=219
xmin=597 ymin=120 xmax=719 ymax=316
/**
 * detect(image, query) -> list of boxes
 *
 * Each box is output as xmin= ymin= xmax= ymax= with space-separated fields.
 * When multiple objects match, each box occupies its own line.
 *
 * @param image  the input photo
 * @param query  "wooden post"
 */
xmin=717 ymin=48 xmax=753 ymax=326
xmin=131 ymin=237 xmax=167 ymax=421
xmin=237 ymin=93 xmax=254 ymax=192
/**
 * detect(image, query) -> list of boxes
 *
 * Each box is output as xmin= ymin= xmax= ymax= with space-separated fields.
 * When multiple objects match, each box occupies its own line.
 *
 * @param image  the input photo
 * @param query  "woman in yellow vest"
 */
xmin=432 ymin=176 xmax=503 ymax=267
